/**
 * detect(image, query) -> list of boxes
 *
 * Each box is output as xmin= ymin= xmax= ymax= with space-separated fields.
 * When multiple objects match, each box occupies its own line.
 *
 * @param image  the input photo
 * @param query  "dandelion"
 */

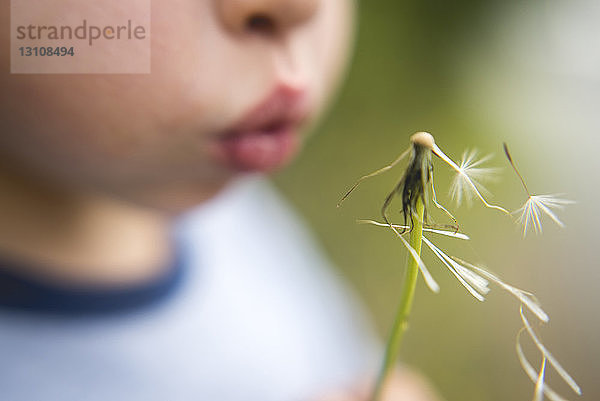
xmin=338 ymin=132 xmax=579 ymax=401
xmin=448 ymin=149 xmax=499 ymax=207
xmin=504 ymin=143 xmax=575 ymax=236
xmin=339 ymin=133 xmax=506 ymax=401
xmin=338 ymin=132 xmax=507 ymax=232
xmin=338 ymin=132 xmax=444 ymax=401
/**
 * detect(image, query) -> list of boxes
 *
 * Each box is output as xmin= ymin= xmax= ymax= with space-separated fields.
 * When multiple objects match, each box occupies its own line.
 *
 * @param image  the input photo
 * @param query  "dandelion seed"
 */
xmin=520 ymin=307 xmax=581 ymax=396
xmin=431 ymin=142 xmax=509 ymax=214
xmin=429 ymin=167 xmax=460 ymax=231
xmin=394 ymin=232 xmax=440 ymax=293
xmin=453 ymin=257 xmax=549 ymax=322
xmin=534 ymin=356 xmax=547 ymax=401
xmin=517 ymin=328 xmax=569 ymax=401
xmin=357 ymin=219 xmax=470 ymax=240
xmin=516 ymin=194 xmax=575 ymax=236
xmin=504 ymin=143 xmax=575 ymax=236
xmin=337 ymin=147 xmax=411 ymax=208
xmin=421 ymin=237 xmax=490 ymax=301
xmin=516 ymin=306 xmax=582 ymax=401
xmin=356 ymin=220 xmax=440 ymax=293
xmin=449 ymin=150 xmax=499 ymax=207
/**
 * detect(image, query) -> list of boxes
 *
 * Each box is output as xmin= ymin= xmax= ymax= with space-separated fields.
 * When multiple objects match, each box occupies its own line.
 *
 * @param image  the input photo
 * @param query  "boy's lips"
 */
xmin=211 ymin=86 xmax=309 ymax=172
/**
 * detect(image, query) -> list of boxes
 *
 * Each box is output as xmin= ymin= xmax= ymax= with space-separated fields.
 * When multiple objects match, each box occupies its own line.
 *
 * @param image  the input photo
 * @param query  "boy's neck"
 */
xmin=0 ymin=165 xmax=172 ymax=286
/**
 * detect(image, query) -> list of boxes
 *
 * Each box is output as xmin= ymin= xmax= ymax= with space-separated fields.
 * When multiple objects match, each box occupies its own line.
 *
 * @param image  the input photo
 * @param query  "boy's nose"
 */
xmin=215 ymin=0 xmax=319 ymax=35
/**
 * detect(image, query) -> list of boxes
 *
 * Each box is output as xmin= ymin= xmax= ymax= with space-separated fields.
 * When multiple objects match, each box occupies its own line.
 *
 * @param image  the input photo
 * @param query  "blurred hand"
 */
xmin=313 ymin=368 xmax=441 ymax=401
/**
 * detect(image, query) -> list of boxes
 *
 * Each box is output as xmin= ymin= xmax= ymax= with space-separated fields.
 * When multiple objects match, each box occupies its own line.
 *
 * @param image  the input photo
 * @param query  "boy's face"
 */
xmin=0 ymin=0 xmax=353 ymax=212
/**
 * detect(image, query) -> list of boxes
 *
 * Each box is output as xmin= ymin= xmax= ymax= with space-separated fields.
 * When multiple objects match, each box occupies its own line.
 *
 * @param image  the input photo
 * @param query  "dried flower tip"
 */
xmin=410 ymin=131 xmax=435 ymax=149
xmin=383 ymin=135 xmax=433 ymax=232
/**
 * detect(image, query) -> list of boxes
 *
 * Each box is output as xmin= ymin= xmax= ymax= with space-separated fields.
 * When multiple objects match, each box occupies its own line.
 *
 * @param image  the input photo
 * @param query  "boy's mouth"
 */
xmin=211 ymin=85 xmax=309 ymax=172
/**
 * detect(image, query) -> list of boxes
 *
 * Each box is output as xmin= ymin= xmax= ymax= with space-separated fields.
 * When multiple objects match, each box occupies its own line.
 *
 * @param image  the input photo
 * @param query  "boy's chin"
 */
xmin=127 ymin=180 xmax=232 ymax=216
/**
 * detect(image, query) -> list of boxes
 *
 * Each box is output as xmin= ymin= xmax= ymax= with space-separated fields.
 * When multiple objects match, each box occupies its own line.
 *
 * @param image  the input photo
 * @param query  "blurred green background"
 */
xmin=275 ymin=1 xmax=599 ymax=400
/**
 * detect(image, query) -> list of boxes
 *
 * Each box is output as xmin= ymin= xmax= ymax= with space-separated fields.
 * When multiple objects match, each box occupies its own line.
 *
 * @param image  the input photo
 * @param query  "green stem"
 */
xmin=370 ymin=198 xmax=425 ymax=401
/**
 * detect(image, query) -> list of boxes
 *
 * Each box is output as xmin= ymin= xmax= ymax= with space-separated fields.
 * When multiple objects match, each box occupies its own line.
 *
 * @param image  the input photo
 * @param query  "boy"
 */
xmin=0 ymin=1 xmax=438 ymax=399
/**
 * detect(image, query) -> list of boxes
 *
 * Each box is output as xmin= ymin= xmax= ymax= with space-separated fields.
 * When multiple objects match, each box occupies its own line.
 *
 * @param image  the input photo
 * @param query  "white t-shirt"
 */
xmin=0 ymin=177 xmax=378 ymax=401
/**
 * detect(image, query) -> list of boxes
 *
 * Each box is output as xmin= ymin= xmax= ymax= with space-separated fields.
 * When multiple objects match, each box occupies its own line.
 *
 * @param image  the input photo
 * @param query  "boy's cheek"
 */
xmin=0 ymin=1 xmax=232 ymax=154
xmin=0 ymin=72 xmax=232 ymax=210
xmin=1 ymin=6 xmax=257 ymax=169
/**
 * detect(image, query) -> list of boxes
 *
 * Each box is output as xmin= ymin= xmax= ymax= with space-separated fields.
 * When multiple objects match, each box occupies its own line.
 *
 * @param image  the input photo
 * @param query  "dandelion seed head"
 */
xmin=516 ymin=194 xmax=575 ymax=236
xmin=410 ymin=131 xmax=434 ymax=149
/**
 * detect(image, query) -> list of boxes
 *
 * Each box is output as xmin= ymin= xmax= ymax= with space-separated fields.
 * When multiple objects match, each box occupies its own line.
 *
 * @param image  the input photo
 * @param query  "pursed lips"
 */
xmin=210 ymin=85 xmax=310 ymax=172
